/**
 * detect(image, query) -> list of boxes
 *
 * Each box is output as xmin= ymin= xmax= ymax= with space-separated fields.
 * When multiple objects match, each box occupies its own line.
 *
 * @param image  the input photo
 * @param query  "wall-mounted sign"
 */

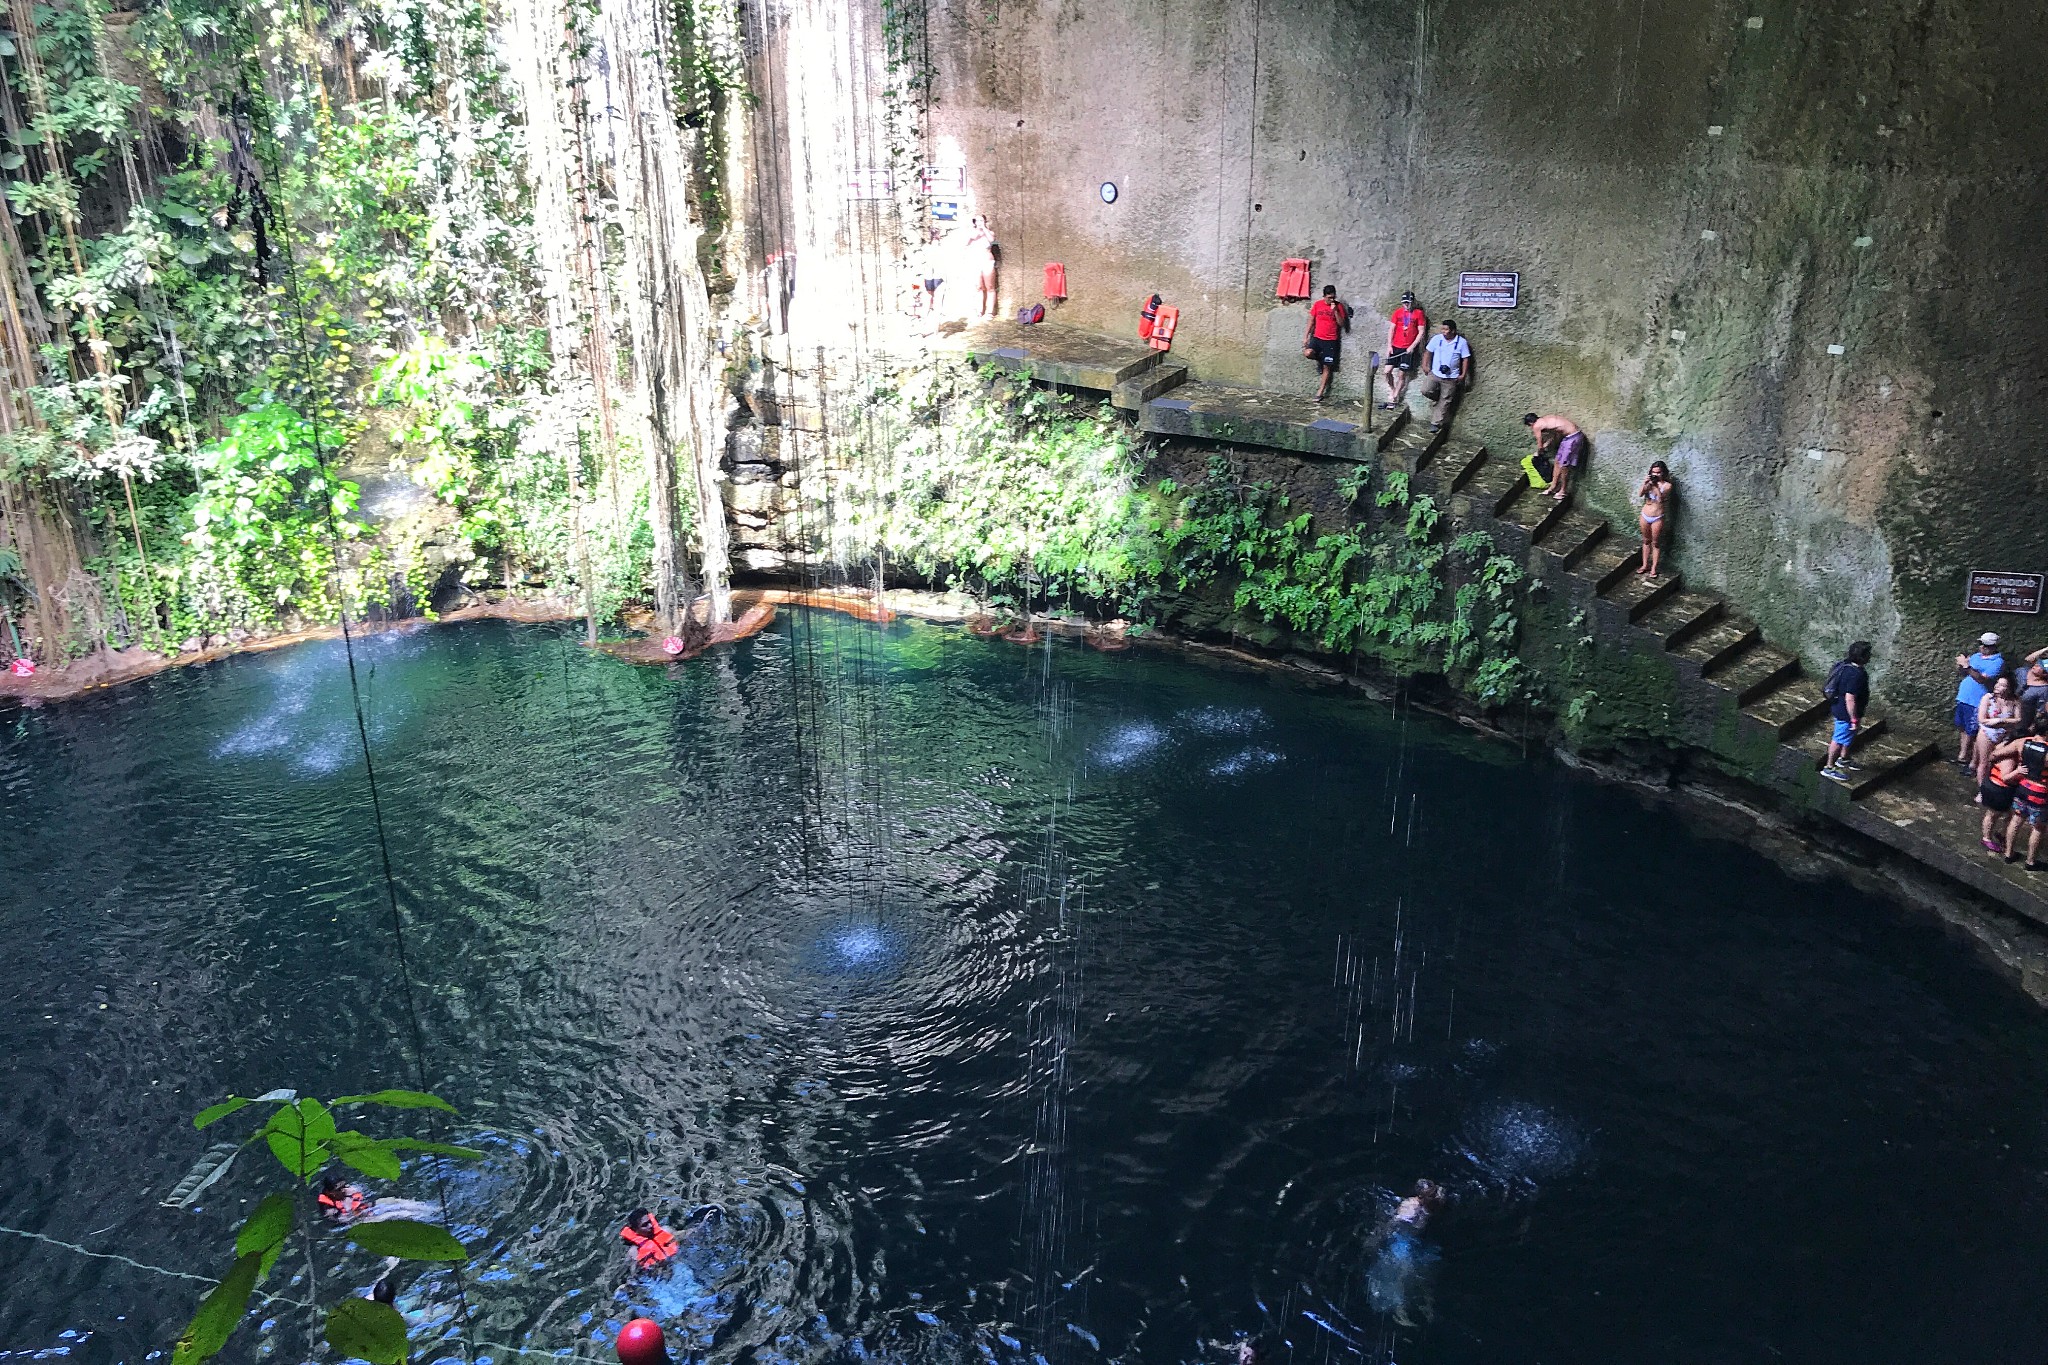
xmin=921 ymin=165 xmax=965 ymax=194
xmin=929 ymin=198 xmax=961 ymax=222
xmin=848 ymin=169 xmax=894 ymax=200
xmin=1966 ymin=570 xmax=2044 ymax=614
xmin=1457 ymin=271 xmax=1520 ymax=309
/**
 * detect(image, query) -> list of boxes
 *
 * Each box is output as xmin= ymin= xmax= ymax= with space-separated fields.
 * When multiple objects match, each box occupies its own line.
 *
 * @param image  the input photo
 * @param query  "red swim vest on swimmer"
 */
xmin=620 ymin=1219 xmax=679 ymax=1267
xmin=319 ymin=1188 xmax=369 ymax=1217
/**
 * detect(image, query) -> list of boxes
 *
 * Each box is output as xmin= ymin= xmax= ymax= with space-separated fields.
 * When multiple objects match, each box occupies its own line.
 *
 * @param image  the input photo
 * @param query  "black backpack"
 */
xmin=1822 ymin=661 xmax=1854 ymax=702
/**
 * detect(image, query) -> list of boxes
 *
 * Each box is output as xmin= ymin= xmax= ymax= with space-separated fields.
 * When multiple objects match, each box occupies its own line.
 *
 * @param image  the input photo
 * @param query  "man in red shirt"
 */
xmin=1301 ymin=284 xmax=1350 ymax=402
xmin=1378 ymin=291 xmax=1427 ymax=410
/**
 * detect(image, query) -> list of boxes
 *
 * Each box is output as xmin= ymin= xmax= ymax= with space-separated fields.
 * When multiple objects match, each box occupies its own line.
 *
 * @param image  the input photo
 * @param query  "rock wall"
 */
xmin=894 ymin=0 xmax=2048 ymax=707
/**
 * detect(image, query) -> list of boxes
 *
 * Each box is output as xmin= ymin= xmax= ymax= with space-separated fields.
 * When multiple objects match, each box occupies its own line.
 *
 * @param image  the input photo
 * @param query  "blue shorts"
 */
xmin=2018 ymin=797 xmax=2048 ymax=828
xmin=1832 ymin=719 xmax=1856 ymax=746
xmin=1954 ymin=701 xmax=1980 ymax=735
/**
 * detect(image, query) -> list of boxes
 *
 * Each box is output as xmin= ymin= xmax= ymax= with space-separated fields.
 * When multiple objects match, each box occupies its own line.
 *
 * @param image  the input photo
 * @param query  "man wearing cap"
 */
xmin=1379 ymin=292 xmax=1427 ymax=410
xmin=2020 ymin=645 xmax=2048 ymax=731
xmin=1954 ymin=632 xmax=2008 ymax=766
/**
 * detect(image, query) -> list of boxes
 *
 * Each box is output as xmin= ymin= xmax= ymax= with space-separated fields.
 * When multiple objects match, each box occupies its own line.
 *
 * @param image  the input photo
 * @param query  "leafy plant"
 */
xmin=176 ymin=1087 xmax=480 ymax=1365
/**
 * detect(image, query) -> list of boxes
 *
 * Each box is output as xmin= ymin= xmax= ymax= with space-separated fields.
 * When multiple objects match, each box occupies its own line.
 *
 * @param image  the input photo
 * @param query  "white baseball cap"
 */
xmin=1979 ymin=631 xmax=2001 ymax=647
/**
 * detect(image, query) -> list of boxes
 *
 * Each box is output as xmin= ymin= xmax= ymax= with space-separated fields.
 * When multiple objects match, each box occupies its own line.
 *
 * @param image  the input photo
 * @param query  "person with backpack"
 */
xmin=1302 ymin=284 xmax=1351 ymax=402
xmin=2000 ymin=721 xmax=2048 ymax=872
xmin=1820 ymin=641 xmax=1872 ymax=783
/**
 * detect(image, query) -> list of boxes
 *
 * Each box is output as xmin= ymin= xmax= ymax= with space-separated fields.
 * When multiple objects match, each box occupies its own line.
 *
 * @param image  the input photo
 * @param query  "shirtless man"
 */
xmin=1522 ymin=413 xmax=1586 ymax=501
xmin=1392 ymin=1179 xmax=1445 ymax=1229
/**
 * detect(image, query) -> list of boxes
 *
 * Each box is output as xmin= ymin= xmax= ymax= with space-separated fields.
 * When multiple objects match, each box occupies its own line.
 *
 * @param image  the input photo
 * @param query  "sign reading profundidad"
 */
xmin=1966 ymin=570 xmax=2045 ymax=614
xmin=1457 ymin=272 xmax=1520 ymax=309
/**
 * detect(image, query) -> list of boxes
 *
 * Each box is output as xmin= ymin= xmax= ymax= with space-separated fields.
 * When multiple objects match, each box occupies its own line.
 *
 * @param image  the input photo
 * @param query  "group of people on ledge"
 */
xmin=1306 ymin=287 xmax=1677 ymax=580
xmin=1820 ymin=633 xmax=2048 ymax=871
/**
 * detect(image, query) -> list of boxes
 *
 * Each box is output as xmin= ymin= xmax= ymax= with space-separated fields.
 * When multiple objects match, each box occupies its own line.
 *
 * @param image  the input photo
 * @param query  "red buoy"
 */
xmin=615 ymin=1318 xmax=668 ymax=1365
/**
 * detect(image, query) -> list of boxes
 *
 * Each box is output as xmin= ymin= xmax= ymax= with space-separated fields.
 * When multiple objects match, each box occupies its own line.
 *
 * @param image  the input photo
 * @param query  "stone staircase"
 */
xmin=1397 ymin=421 xmax=1944 ymax=802
xmin=965 ymin=320 xmax=1944 ymax=803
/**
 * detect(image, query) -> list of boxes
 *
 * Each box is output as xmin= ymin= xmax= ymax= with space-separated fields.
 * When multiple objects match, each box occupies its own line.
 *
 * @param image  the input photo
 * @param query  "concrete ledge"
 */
xmin=1140 ymin=381 xmax=1378 ymax=460
xmin=963 ymin=321 xmax=1163 ymax=392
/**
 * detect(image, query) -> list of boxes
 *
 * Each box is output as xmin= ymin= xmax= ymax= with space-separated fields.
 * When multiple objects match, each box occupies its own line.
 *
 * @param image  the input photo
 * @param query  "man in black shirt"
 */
xmin=1820 ymin=641 xmax=1872 ymax=783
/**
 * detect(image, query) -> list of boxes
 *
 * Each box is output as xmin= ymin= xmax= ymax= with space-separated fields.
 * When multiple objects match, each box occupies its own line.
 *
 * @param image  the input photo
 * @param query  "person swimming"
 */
xmin=619 ymin=1208 xmax=680 ymax=1268
xmin=318 ymin=1176 xmax=372 ymax=1220
xmin=1367 ymin=1181 xmax=1448 ymax=1327
xmin=1392 ymin=1179 xmax=1445 ymax=1230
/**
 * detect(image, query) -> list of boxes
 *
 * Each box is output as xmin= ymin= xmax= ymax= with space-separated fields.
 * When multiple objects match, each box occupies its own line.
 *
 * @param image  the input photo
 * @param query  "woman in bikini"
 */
xmin=1637 ymin=462 xmax=1674 ymax=578
xmin=1975 ymin=673 xmax=2021 ymax=786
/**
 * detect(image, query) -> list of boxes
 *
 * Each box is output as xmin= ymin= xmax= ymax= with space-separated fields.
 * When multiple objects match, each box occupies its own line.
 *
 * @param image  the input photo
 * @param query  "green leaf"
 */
xmin=233 ymin=1193 xmax=294 ymax=1257
xmin=262 ymin=1098 xmax=338 ymax=1180
xmin=330 ymin=1090 xmax=458 ymax=1114
xmin=345 ymin=1219 xmax=468 ymax=1262
xmin=172 ymin=1252 xmax=261 ymax=1365
xmin=332 ymin=1131 xmax=402 ymax=1181
xmin=383 ymin=1138 xmax=485 ymax=1160
xmin=193 ymin=1097 xmax=251 ymax=1130
xmin=325 ymin=1297 xmax=410 ymax=1365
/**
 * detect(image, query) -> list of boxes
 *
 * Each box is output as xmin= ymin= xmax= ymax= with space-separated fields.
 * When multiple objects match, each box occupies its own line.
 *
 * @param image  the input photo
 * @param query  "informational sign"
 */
xmin=848 ymin=169 xmax=894 ymax=199
xmin=928 ymin=198 xmax=961 ymax=222
xmin=1965 ymin=570 xmax=2045 ymax=614
xmin=921 ymin=165 xmax=965 ymax=194
xmin=1457 ymin=271 xmax=1520 ymax=309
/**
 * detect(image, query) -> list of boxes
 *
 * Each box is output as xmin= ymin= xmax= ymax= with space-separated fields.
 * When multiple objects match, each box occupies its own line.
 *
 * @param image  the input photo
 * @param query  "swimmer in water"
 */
xmin=318 ymin=1176 xmax=372 ymax=1220
xmin=1392 ymin=1179 xmax=1446 ymax=1230
xmin=620 ymin=1208 xmax=681 ymax=1268
xmin=1367 ymin=1180 xmax=1448 ymax=1327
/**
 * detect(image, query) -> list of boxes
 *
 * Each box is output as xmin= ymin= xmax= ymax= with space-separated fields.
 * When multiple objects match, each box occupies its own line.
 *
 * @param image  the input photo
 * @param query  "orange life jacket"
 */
xmin=620 ymin=1218 xmax=679 ymax=1267
xmin=1148 ymin=305 xmax=1179 ymax=352
xmin=1277 ymin=258 xmax=1312 ymax=301
xmin=1042 ymin=262 xmax=1067 ymax=300
xmin=1139 ymin=295 xmax=1160 ymax=340
xmin=319 ymin=1187 xmax=368 ymax=1217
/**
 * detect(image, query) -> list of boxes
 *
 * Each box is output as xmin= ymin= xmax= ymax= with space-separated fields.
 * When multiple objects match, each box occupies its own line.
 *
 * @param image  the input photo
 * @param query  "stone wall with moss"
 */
xmin=895 ymin=0 xmax=2048 ymax=709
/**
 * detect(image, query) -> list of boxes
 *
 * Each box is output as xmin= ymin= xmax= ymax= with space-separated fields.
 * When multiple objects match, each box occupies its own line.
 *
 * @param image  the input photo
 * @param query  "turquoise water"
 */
xmin=3 ymin=613 xmax=2046 ymax=1365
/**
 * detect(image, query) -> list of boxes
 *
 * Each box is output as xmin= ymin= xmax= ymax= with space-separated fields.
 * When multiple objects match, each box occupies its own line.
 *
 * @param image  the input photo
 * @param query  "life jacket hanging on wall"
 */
xmin=1043 ymin=262 xmax=1067 ymax=299
xmin=1148 ymin=304 xmax=1179 ymax=351
xmin=1276 ymin=258 xmax=1312 ymax=301
xmin=1138 ymin=293 xmax=1162 ymax=340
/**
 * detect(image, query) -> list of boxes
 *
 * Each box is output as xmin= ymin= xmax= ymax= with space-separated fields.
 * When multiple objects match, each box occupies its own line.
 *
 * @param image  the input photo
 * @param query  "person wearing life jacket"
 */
xmin=1998 ymin=723 xmax=2048 ymax=872
xmin=318 ymin=1176 xmax=372 ymax=1220
xmin=619 ymin=1208 xmax=680 ymax=1269
xmin=1980 ymin=746 xmax=2022 ymax=853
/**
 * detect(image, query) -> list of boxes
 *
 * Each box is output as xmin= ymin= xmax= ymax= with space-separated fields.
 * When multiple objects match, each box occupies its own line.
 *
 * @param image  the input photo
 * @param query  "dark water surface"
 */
xmin=4 ymin=615 xmax=2047 ymax=1365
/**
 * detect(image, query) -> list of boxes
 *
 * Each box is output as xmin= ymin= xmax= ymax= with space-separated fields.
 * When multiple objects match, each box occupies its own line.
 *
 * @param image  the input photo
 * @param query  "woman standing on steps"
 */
xmin=1637 ymin=462 xmax=1675 ymax=578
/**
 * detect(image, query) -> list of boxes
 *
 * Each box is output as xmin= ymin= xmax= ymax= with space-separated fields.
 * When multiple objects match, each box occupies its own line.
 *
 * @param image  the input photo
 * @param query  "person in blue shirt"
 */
xmin=1955 ymin=631 xmax=2007 ymax=766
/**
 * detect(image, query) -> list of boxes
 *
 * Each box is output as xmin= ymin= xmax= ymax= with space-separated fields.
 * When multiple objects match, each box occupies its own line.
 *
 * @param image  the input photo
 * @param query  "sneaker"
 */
xmin=1429 ymin=422 xmax=1442 ymax=433
xmin=1378 ymin=402 xmax=1397 ymax=411
xmin=1836 ymin=756 xmax=1863 ymax=771
xmin=1820 ymin=766 xmax=1851 ymax=783
xmin=2029 ymin=862 xmax=2046 ymax=874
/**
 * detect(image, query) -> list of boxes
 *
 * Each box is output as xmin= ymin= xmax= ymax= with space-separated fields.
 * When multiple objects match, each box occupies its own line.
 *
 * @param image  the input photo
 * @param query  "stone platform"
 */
xmin=1139 ymin=382 xmax=1387 ymax=461
xmin=960 ymin=321 xmax=1165 ymax=392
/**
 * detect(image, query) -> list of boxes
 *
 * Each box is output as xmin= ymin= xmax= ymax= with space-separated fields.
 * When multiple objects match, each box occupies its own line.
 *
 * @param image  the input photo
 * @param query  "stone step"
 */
xmin=1534 ymin=509 xmax=1609 ymax=567
xmin=1799 ymin=709 xmax=1891 ymax=751
xmin=1110 ymin=362 xmax=1190 ymax=412
xmin=1710 ymin=641 xmax=1801 ymax=705
xmin=1570 ymin=536 xmax=1640 ymax=593
xmin=1432 ymin=442 xmax=1488 ymax=491
xmin=1672 ymin=614 xmax=1762 ymax=673
xmin=1461 ymin=456 xmax=1530 ymax=515
xmin=1825 ymin=729 xmax=1942 ymax=800
xmin=1747 ymin=676 xmax=1836 ymax=739
xmin=1635 ymin=590 xmax=1724 ymax=648
xmin=1379 ymin=419 xmax=1440 ymax=468
xmin=1371 ymin=405 xmax=1413 ymax=451
xmin=1601 ymin=569 xmax=1685 ymax=622
xmin=1496 ymin=483 xmax=1572 ymax=540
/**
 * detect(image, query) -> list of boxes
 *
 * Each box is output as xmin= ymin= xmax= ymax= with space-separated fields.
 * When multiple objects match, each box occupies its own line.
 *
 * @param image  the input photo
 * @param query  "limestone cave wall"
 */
xmin=900 ymin=0 xmax=2048 ymax=707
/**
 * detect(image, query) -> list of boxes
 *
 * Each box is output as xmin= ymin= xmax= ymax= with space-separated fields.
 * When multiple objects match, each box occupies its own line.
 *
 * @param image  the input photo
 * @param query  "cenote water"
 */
xmin=5 ymin=613 xmax=2048 ymax=1365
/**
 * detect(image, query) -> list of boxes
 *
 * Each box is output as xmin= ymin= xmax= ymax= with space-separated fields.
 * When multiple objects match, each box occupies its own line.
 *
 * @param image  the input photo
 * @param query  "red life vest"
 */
xmin=1042 ymin=262 xmax=1067 ymax=299
xmin=620 ymin=1218 xmax=679 ymax=1267
xmin=1139 ymin=295 xmax=1161 ymax=340
xmin=1148 ymin=304 xmax=1179 ymax=352
xmin=1276 ymin=258 xmax=1312 ymax=301
xmin=319 ymin=1187 xmax=368 ymax=1217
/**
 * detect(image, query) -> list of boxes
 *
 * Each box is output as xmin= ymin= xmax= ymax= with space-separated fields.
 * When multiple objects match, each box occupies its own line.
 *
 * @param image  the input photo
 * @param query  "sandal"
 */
xmin=1985 ymin=838 xmax=2004 ymax=852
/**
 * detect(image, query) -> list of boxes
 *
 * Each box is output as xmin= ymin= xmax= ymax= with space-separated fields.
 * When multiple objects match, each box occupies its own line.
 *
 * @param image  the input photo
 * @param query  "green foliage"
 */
xmin=176 ymin=1088 xmax=477 ymax=1365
